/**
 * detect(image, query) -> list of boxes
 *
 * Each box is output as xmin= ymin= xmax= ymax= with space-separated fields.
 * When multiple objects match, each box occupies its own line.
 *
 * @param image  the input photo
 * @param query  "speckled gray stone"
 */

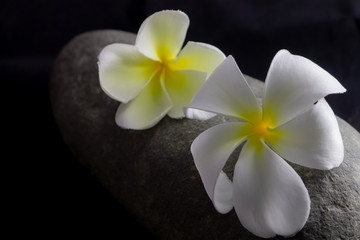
xmin=50 ymin=30 xmax=360 ymax=240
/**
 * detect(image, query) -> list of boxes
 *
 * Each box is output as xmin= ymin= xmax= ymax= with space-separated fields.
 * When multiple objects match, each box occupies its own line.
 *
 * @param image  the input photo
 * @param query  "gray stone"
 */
xmin=50 ymin=30 xmax=360 ymax=239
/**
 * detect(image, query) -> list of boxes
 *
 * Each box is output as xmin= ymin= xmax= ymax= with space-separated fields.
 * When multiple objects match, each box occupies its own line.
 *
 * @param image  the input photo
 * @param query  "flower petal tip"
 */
xmin=183 ymin=106 xmax=216 ymax=120
xmin=135 ymin=9 xmax=190 ymax=61
xmin=187 ymin=41 xmax=226 ymax=59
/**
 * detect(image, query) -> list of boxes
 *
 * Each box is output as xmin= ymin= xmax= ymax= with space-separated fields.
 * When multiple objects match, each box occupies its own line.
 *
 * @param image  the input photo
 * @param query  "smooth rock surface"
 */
xmin=50 ymin=30 xmax=360 ymax=239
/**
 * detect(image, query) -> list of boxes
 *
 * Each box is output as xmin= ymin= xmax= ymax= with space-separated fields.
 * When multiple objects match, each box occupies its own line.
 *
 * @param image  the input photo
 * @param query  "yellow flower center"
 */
xmin=154 ymin=58 xmax=176 ymax=74
xmin=249 ymin=120 xmax=273 ymax=140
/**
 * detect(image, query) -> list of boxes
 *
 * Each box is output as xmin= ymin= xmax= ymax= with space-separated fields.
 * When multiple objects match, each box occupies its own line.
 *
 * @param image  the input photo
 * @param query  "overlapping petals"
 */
xmin=191 ymin=122 xmax=249 ymax=213
xmin=174 ymin=41 xmax=226 ymax=74
xmin=266 ymin=98 xmax=344 ymax=170
xmin=98 ymin=10 xmax=225 ymax=129
xmin=187 ymin=56 xmax=262 ymax=122
xmin=98 ymin=44 xmax=155 ymax=103
xmin=115 ymin=72 xmax=172 ymax=130
xmin=233 ymin=140 xmax=310 ymax=238
xmin=186 ymin=50 xmax=346 ymax=238
xmin=163 ymin=69 xmax=207 ymax=118
xmin=263 ymin=50 xmax=346 ymax=128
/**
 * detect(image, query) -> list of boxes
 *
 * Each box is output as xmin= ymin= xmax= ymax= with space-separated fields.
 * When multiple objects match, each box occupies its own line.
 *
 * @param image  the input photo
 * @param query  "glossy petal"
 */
xmin=233 ymin=140 xmax=310 ymax=238
xmin=266 ymin=98 xmax=344 ymax=170
xmin=136 ymin=10 xmax=189 ymax=61
xmin=191 ymin=122 xmax=250 ymax=213
xmin=164 ymin=69 xmax=207 ymax=118
xmin=188 ymin=56 xmax=262 ymax=123
xmin=174 ymin=41 xmax=225 ymax=75
xmin=98 ymin=43 xmax=156 ymax=103
xmin=263 ymin=49 xmax=346 ymax=128
xmin=115 ymin=72 xmax=172 ymax=129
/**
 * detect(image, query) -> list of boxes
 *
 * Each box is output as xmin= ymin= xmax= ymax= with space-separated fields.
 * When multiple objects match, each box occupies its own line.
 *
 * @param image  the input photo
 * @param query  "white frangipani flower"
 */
xmin=185 ymin=50 xmax=346 ymax=238
xmin=98 ymin=10 xmax=225 ymax=129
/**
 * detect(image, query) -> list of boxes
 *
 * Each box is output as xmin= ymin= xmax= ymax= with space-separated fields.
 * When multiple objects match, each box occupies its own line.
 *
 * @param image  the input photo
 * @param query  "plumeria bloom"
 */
xmin=185 ymin=50 xmax=346 ymax=238
xmin=98 ymin=10 xmax=225 ymax=129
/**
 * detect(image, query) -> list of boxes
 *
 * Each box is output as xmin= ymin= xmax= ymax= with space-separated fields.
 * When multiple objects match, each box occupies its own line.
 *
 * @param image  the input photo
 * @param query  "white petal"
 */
xmin=263 ymin=49 xmax=346 ymax=128
xmin=98 ymin=44 xmax=156 ymax=103
xmin=164 ymin=69 xmax=207 ymax=118
xmin=174 ymin=41 xmax=225 ymax=75
xmin=188 ymin=56 xmax=262 ymax=123
xmin=233 ymin=140 xmax=310 ymax=238
xmin=135 ymin=10 xmax=189 ymax=61
xmin=115 ymin=72 xmax=172 ymax=129
xmin=191 ymin=122 xmax=249 ymax=213
xmin=266 ymin=98 xmax=344 ymax=170
xmin=183 ymin=107 xmax=216 ymax=120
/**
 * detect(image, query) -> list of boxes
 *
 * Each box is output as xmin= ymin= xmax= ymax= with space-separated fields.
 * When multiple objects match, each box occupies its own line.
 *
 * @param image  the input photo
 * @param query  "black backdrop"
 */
xmin=2 ymin=0 xmax=359 ymax=238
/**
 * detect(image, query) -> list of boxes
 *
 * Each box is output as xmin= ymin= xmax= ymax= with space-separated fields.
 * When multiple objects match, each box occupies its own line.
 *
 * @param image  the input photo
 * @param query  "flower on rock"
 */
xmin=185 ymin=50 xmax=346 ymax=238
xmin=98 ymin=10 xmax=225 ymax=129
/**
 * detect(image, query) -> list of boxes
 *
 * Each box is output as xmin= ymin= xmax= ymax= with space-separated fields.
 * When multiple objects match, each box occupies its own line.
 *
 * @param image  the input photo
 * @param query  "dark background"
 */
xmin=3 ymin=0 xmax=359 ymax=238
